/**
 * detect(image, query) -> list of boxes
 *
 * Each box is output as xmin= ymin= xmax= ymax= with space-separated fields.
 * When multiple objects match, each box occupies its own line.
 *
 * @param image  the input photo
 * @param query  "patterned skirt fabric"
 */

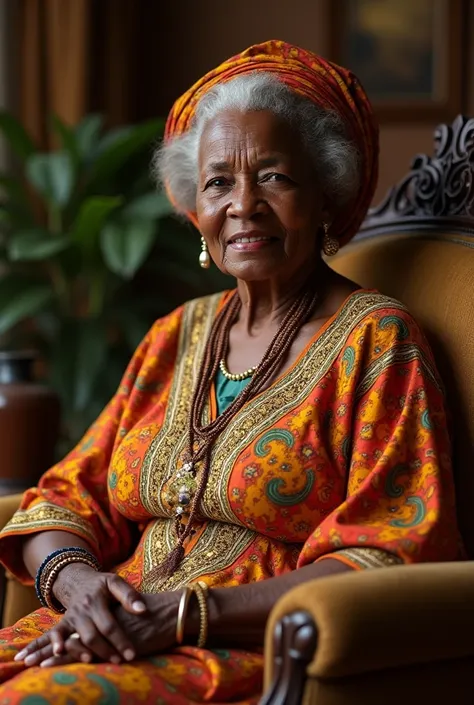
xmin=0 ymin=609 xmax=263 ymax=705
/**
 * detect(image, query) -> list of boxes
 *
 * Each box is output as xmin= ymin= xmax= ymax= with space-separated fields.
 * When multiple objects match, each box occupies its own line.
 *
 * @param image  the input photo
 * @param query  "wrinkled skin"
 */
xmin=15 ymin=565 xmax=180 ymax=667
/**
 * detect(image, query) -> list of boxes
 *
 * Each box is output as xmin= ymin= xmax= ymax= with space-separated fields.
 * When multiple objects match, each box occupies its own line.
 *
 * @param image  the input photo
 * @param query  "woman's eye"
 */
xmin=262 ymin=173 xmax=289 ymax=183
xmin=205 ymin=177 xmax=227 ymax=189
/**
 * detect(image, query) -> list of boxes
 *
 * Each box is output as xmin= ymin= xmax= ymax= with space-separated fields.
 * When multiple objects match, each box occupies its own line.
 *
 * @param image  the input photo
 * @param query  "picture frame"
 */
xmin=329 ymin=0 xmax=466 ymax=122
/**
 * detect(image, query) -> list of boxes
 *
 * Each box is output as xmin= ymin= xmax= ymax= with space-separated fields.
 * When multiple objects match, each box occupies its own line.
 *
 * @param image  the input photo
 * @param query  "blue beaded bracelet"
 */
xmin=35 ymin=546 xmax=100 ymax=610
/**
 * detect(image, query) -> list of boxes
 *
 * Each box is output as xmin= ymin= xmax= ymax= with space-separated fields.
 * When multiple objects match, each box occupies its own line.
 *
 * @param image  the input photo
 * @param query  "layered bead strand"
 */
xmin=147 ymin=285 xmax=319 ymax=582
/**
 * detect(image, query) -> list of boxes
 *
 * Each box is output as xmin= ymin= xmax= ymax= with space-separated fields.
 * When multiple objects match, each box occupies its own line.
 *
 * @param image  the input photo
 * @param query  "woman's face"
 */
xmin=196 ymin=109 xmax=328 ymax=282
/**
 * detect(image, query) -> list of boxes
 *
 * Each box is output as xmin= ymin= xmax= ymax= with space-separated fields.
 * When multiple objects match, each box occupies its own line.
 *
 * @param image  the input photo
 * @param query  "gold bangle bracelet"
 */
xmin=40 ymin=551 xmax=99 ymax=594
xmin=42 ymin=556 xmax=100 ymax=613
xmin=190 ymin=581 xmax=209 ymax=649
xmin=176 ymin=586 xmax=193 ymax=645
xmin=43 ymin=557 xmax=81 ymax=612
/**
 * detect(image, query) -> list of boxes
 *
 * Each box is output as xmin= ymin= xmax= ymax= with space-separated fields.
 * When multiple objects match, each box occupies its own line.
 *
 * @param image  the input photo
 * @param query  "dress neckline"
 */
xmin=209 ymin=287 xmax=373 ymax=422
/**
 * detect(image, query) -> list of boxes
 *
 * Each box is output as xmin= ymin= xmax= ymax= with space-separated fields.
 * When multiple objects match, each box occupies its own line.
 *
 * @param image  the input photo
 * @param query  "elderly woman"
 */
xmin=0 ymin=40 xmax=462 ymax=704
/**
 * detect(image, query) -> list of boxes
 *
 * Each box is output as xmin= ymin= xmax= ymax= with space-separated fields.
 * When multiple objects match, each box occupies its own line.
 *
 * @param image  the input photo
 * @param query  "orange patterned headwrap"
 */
xmin=165 ymin=39 xmax=379 ymax=246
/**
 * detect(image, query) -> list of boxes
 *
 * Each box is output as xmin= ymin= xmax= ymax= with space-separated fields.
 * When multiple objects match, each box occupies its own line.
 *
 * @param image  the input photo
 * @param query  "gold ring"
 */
xmin=69 ymin=632 xmax=81 ymax=641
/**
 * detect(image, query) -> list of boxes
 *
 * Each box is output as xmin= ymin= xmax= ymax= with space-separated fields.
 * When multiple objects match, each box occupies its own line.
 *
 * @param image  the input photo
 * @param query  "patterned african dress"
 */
xmin=0 ymin=289 xmax=462 ymax=704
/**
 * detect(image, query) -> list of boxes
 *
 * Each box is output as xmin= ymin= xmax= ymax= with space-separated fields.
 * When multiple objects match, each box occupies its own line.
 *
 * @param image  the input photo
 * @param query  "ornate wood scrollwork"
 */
xmin=361 ymin=115 xmax=474 ymax=236
xmin=259 ymin=611 xmax=317 ymax=705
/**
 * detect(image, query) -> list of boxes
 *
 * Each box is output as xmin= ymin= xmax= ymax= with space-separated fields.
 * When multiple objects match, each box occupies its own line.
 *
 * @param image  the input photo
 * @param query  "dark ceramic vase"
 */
xmin=0 ymin=351 xmax=60 ymax=495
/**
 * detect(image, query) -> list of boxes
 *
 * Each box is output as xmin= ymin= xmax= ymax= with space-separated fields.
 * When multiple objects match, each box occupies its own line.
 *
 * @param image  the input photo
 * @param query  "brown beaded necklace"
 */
xmin=146 ymin=284 xmax=319 ymax=583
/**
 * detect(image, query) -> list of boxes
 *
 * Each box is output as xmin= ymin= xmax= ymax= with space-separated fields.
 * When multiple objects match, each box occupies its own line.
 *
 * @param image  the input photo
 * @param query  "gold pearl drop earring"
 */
xmin=199 ymin=237 xmax=210 ymax=269
xmin=322 ymin=222 xmax=339 ymax=257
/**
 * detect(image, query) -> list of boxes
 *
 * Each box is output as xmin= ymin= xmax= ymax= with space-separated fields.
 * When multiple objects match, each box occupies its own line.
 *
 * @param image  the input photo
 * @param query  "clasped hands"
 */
xmin=15 ymin=565 xmax=180 ymax=668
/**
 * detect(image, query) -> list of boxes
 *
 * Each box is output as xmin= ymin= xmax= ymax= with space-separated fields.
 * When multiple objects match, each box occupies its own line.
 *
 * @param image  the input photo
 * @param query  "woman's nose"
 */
xmin=227 ymin=182 xmax=265 ymax=219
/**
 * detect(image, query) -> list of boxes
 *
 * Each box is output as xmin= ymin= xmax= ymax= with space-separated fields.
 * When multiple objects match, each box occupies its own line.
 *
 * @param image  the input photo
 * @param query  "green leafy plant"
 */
xmin=0 ymin=112 xmax=230 ymax=452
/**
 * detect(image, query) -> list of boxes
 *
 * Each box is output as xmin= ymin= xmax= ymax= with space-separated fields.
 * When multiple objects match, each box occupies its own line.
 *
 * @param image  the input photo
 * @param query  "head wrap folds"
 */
xmin=165 ymin=40 xmax=379 ymax=246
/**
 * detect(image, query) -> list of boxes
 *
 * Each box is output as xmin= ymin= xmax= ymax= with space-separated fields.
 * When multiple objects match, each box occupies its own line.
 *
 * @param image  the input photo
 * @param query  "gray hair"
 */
xmin=152 ymin=72 xmax=360 ymax=214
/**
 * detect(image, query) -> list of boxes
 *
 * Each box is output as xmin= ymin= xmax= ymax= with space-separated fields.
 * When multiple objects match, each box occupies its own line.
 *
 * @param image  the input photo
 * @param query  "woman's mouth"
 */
xmin=228 ymin=235 xmax=278 ymax=251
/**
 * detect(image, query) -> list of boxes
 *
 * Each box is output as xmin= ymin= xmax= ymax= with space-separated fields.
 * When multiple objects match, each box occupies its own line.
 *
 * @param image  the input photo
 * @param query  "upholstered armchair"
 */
xmin=0 ymin=494 xmax=40 ymax=626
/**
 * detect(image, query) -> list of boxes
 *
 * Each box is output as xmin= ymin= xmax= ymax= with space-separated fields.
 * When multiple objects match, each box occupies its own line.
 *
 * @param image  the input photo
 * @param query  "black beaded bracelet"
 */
xmin=35 ymin=546 xmax=101 ymax=610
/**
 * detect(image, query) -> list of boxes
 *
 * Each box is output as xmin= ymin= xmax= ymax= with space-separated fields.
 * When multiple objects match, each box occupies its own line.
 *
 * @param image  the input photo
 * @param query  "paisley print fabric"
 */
xmin=0 ymin=612 xmax=262 ymax=705
xmin=0 ymin=289 xmax=462 ymax=703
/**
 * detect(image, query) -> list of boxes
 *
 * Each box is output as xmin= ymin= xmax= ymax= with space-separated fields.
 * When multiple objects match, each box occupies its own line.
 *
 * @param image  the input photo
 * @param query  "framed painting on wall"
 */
xmin=329 ymin=0 xmax=465 ymax=122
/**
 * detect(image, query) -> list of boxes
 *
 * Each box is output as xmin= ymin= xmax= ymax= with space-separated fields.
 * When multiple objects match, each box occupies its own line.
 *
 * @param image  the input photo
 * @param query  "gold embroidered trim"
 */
xmin=140 ymin=519 xmax=255 ymax=593
xmin=333 ymin=547 xmax=403 ymax=569
xmin=1 ymin=502 xmax=96 ymax=545
xmin=203 ymin=292 xmax=409 ymax=525
xmin=139 ymin=293 xmax=222 ymax=518
xmin=355 ymin=344 xmax=442 ymax=401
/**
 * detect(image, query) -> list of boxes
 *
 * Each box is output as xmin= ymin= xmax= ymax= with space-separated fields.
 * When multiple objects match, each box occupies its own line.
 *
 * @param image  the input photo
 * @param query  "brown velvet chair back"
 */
xmin=330 ymin=116 xmax=474 ymax=558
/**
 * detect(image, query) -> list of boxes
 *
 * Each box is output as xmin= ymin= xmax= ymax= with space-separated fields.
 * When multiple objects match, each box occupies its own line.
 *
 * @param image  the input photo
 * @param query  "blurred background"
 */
xmin=0 ymin=0 xmax=472 ymax=471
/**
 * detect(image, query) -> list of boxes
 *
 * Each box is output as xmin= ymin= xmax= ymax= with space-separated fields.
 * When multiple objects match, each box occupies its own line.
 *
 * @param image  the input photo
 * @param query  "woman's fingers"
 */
xmin=107 ymin=575 xmax=146 ymax=615
xmin=15 ymin=574 xmax=145 ymax=667
xmin=63 ymin=634 xmax=94 ymax=664
xmin=40 ymin=634 xmax=93 ymax=666
xmin=91 ymin=594 xmax=136 ymax=662
xmin=14 ymin=634 xmax=49 ymax=662
xmin=14 ymin=626 xmax=68 ymax=662
xmin=49 ymin=629 xmax=65 ymax=656
xmin=40 ymin=653 xmax=76 ymax=668
xmin=72 ymin=613 xmax=120 ymax=663
xmin=24 ymin=643 xmax=55 ymax=666
xmin=30 ymin=635 xmax=94 ymax=668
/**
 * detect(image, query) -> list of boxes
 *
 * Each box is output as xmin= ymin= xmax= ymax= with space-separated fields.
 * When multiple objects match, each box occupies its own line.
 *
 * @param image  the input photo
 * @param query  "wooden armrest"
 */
xmin=264 ymin=561 xmax=474 ymax=688
xmin=260 ymin=610 xmax=317 ymax=705
xmin=0 ymin=494 xmax=23 ymax=530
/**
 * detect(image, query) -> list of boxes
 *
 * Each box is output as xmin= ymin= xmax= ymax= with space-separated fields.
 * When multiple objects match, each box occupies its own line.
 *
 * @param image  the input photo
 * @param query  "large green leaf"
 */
xmin=74 ymin=114 xmax=104 ymax=160
xmin=96 ymin=126 xmax=133 ymax=153
xmin=50 ymin=115 xmax=80 ymax=169
xmin=95 ymin=118 xmax=162 ymax=156
xmin=26 ymin=151 xmax=74 ymax=207
xmin=0 ymin=112 xmax=36 ymax=161
xmin=100 ymin=218 xmax=157 ymax=279
xmin=50 ymin=318 xmax=108 ymax=412
xmin=71 ymin=195 xmax=123 ymax=257
xmin=8 ymin=228 xmax=72 ymax=261
xmin=122 ymin=191 xmax=173 ymax=220
xmin=87 ymin=119 xmax=163 ymax=189
xmin=0 ymin=274 xmax=53 ymax=335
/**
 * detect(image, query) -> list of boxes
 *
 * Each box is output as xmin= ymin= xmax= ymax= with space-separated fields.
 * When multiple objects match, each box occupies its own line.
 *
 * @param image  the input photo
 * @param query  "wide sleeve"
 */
xmin=0 ymin=311 xmax=181 ymax=584
xmin=298 ymin=308 xmax=463 ymax=571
